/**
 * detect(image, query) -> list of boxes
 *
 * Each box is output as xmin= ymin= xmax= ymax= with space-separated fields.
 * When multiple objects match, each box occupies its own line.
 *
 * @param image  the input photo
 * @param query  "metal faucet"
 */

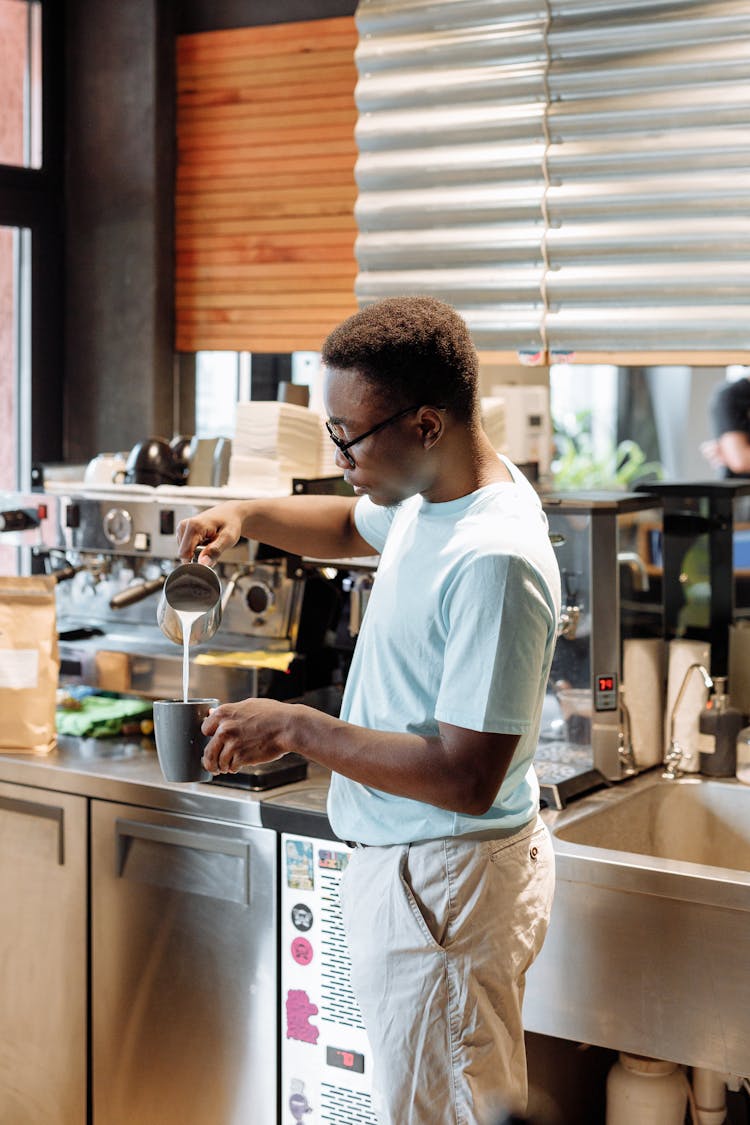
xmin=617 ymin=685 xmax=637 ymax=775
xmin=557 ymin=569 xmax=581 ymax=640
xmin=663 ymin=662 xmax=713 ymax=779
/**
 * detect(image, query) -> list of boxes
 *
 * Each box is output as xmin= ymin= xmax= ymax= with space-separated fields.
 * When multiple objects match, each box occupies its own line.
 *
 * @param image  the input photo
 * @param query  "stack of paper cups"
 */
xmin=664 ymin=639 xmax=712 ymax=772
xmin=622 ymin=638 xmax=665 ymax=768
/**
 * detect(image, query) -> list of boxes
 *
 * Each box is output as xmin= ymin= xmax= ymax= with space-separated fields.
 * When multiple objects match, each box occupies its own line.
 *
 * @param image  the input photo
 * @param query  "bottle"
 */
xmin=736 ymin=724 xmax=750 ymax=785
xmin=698 ymin=676 xmax=745 ymax=777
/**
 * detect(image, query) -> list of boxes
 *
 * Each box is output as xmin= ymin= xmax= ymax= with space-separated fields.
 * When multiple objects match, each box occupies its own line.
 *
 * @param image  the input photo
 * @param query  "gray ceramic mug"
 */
xmin=153 ymin=698 xmax=218 ymax=782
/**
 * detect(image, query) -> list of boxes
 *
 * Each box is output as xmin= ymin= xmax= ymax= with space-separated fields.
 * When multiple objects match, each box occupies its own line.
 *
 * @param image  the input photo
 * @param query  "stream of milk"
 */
xmin=177 ymin=609 xmax=203 ymax=701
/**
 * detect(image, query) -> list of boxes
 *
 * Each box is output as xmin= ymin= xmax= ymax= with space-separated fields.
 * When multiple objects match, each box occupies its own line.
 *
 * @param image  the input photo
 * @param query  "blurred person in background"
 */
xmin=701 ymin=370 xmax=750 ymax=477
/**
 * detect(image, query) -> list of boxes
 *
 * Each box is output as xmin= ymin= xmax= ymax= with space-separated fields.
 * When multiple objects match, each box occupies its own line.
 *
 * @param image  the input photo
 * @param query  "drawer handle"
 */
xmin=0 ymin=795 xmax=65 ymax=864
xmin=115 ymin=818 xmax=252 ymax=904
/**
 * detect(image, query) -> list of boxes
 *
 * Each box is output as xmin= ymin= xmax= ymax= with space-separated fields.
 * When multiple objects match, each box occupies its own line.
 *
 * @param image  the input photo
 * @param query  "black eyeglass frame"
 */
xmin=325 ymin=404 xmax=424 ymax=469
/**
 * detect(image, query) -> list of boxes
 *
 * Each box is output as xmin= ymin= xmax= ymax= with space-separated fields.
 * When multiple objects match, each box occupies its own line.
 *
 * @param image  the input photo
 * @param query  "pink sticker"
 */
xmin=291 ymin=936 xmax=314 ymax=965
xmin=285 ymin=989 xmax=319 ymax=1044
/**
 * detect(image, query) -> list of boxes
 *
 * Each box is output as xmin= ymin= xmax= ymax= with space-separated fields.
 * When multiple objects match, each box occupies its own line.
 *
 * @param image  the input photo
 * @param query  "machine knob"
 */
xmin=102 ymin=507 xmax=133 ymax=546
xmin=245 ymin=581 xmax=274 ymax=615
xmin=0 ymin=508 xmax=39 ymax=532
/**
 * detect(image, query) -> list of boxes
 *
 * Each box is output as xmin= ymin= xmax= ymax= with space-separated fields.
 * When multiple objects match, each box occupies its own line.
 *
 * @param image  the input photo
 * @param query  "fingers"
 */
xmin=201 ymin=706 xmax=245 ymax=774
xmin=199 ymin=698 xmax=283 ymax=775
xmin=175 ymin=516 xmax=225 ymax=564
xmin=175 ymin=508 xmax=242 ymax=565
xmin=201 ymin=732 xmax=234 ymax=774
xmin=176 ymin=515 xmax=209 ymax=562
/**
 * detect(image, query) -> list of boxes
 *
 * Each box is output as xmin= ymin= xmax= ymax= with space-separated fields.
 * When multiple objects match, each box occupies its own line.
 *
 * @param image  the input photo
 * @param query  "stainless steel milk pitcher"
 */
xmin=157 ymin=561 xmax=223 ymax=645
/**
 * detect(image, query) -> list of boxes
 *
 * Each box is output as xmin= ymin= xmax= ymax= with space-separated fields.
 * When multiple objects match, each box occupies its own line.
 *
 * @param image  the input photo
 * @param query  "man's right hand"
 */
xmin=175 ymin=502 xmax=247 ymax=565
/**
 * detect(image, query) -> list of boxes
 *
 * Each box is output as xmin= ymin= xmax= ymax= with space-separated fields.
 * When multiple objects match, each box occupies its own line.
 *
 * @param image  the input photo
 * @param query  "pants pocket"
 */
xmin=398 ymin=844 xmax=448 ymax=950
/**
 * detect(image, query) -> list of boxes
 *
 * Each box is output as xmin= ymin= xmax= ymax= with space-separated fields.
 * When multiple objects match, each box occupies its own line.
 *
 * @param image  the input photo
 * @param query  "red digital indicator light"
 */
xmin=598 ymin=677 xmax=614 ymax=692
xmin=326 ymin=1045 xmax=365 ymax=1074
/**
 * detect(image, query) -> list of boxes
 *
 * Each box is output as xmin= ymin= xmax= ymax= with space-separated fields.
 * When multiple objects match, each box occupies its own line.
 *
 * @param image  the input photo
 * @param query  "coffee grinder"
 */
xmin=537 ymin=492 xmax=664 ymax=808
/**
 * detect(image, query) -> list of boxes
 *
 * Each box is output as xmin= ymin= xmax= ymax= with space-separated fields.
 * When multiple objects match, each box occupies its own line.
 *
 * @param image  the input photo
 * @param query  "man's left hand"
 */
xmin=201 ymin=697 xmax=291 ymax=774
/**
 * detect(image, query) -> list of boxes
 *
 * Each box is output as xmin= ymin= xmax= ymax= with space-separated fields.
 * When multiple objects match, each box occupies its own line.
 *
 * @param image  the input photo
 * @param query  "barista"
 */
xmin=176 ymin=297 xmax=561 ymax=1125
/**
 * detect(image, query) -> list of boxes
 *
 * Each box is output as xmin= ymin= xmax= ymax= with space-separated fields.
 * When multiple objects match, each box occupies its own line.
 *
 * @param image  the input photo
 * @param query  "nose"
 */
xmin=334 ymin=446 xmax=352 ymax=471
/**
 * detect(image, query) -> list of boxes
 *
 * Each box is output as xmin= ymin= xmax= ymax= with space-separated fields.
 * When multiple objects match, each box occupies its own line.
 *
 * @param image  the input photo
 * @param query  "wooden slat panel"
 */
xmin=175 ymin=16 xmax=358 ymax=354
xmin=177 ymin=139 xmax=357 ymax=166
xmin=177 ymin=19 xmax=357 ymax=61
xmin=177 ymin=104 xmax=357 ymax=132
xmin=178 ymin=125 xmax=356 ymax=153
xmin=178 ymin=47 xmax=356 ymax=83
xmin=179 ymin=242 xmax=355 ymax=266
xmin=177 ymin=289 xmax=355 ymax=306
xmin=178 ymin=231 xmax=355 ymax=252
xmin=177 ymin=168 xmax=356 ymax=194
xmin=176 ymin=151 xmax=356 ymax=180
xmin=177 ymin=91 xmax=356 ymax=115
xmin=176 ymin=188 xmax=358 ymax=222
xmin=176 ymin=331 xmax=342 ymax=351
xmin=178 ymin=62 xmax=356 ymax=95
xmin=176 ymin=263 xmax=356 ymax=283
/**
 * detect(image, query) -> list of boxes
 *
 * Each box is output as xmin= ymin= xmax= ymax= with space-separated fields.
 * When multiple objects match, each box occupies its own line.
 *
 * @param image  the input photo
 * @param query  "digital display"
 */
xmin=594 ymin=673 xmax=617 ymax=710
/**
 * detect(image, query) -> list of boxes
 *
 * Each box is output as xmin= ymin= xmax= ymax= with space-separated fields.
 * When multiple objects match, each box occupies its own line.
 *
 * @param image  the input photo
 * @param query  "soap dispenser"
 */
xmin=698 ymin=676 xmax=745 ymax=777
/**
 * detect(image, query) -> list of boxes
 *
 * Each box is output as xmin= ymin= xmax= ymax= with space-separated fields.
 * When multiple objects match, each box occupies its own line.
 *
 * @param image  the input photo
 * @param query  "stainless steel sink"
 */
xmin=524 ymin=770 xmax=750 ymax=1075
xmin=554 ymin=775 xmax=750 ymax=871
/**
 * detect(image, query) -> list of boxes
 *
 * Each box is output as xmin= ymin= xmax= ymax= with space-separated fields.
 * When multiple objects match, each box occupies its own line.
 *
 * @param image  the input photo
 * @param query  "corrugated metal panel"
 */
xmin=354 ymin=0 xmax=750 ymax=357
xmin=355 ymin=0 xmax=549 ymax=356
xmin=545 ymin=0 xmax=750 ymax=353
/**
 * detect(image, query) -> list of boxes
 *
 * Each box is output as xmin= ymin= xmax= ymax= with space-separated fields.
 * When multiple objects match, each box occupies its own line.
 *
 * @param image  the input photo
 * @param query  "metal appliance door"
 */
xmin=91 ymin=801 xmax=277 ymax=1125
xmin=0 ymin=782 xmax=87 ymax=1125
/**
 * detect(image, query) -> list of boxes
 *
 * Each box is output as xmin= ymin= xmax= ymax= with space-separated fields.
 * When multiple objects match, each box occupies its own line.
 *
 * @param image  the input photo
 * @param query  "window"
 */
xmin=0 ymin=224 xmax=30 ymax=492
xmin=0 ymin=0 xmax=42 ymax=169
xmin=0 ymin=0 xmax=62 ymax=573
xmin=194 ymin=352 xmax=251 ymax=439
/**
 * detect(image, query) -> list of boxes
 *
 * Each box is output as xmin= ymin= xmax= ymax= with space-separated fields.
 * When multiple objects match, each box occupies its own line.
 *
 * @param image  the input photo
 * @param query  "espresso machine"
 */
xmin=2 ymin=479 xmax=357 ymax=789
xmin=537 ymin=492 xmax=665 ymax=808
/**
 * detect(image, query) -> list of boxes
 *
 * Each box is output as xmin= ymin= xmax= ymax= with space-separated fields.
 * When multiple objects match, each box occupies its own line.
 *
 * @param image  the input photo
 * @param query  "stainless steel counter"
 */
xmin=3 ymin=741 xmax=745 ymax=1073
xmin=0 ymin=737 xmax=333 ymax=829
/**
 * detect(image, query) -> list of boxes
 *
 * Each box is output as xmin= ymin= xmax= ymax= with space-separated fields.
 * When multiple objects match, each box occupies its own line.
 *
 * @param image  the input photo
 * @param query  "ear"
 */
xmin=417 ymin=407 xmax=444 ymax=450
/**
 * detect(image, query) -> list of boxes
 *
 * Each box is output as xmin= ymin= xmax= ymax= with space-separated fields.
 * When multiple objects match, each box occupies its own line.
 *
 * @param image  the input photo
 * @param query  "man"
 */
xmin=176 ymin=297 xmax=561 ymax=1125
xmin=701 ymin=373 xmax=750 ymax=477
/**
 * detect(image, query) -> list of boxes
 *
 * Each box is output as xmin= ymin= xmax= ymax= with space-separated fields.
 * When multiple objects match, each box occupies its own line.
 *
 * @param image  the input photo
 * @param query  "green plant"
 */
xmin=552 ymin=410 xmax=663 ymax=490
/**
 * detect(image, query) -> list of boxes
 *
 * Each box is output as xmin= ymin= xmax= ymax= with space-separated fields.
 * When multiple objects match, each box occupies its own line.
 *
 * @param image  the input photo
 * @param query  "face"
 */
xmin=323 ymin=366 xmax=437 ymax=506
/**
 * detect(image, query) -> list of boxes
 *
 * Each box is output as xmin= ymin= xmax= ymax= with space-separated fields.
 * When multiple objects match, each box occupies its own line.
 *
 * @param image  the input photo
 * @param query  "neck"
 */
xmin=421 ymin=427 xmax=512 ymax=503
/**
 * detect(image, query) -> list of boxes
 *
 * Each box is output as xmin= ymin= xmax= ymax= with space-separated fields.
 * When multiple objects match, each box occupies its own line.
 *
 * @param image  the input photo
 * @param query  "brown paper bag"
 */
xmin=0 ymin=575 xmax=58 ymax=754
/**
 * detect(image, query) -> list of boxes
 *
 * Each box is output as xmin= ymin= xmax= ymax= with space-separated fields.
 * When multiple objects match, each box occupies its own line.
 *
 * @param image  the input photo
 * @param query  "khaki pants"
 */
xmin=340 ymin=817 xmax=555 ymax=1125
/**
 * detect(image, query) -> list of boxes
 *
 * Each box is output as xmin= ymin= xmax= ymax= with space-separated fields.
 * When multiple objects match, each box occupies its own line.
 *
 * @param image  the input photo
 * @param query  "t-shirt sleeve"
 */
xmin=435 ymin=552 xmax=556 ymax=734
xmin=712 ymin=381 xmax=750 ymax=438
xmin=352 ymin=495 xmax=396 ymax=554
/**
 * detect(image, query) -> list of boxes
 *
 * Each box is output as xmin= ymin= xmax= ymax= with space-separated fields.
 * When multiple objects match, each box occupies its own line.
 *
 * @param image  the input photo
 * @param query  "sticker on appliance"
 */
xmin=286 ymin=840 xmax=315 ymax=890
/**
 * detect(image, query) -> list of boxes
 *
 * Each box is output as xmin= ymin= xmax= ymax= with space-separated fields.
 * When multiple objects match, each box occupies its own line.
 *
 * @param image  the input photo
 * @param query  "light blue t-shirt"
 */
xmin=327 ymin=457 xmax=562 ymax=846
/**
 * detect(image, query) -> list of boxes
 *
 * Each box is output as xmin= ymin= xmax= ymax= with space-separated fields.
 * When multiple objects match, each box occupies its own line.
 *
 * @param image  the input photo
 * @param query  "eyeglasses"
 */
xmin=325 ymin=404 xmax=422 ymax=469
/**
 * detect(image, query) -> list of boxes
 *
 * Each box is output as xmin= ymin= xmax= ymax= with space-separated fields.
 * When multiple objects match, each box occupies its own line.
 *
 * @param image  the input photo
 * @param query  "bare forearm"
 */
xmin=240 ymin=495 xmax=370 ymax=558
xmin=279 ymin=705 xmax=505 ymax=816
xmin=179 ymin=494 xmax=373 ymax=564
